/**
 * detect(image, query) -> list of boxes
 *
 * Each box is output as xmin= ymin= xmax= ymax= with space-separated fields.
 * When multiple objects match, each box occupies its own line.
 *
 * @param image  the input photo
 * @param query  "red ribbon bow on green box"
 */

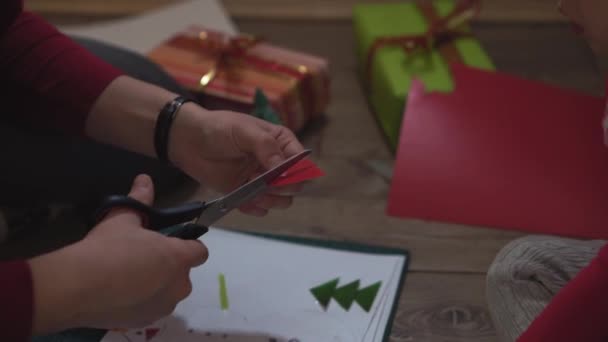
xmin=365 ymin=0 xmax=481 ymax=86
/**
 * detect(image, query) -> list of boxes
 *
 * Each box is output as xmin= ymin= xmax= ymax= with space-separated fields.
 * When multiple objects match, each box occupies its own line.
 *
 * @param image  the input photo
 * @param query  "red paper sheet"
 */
xmin=387 ymin=63 xmax=608 ymax=239
xmin=271 ymin=158 xmax=324 ymax=186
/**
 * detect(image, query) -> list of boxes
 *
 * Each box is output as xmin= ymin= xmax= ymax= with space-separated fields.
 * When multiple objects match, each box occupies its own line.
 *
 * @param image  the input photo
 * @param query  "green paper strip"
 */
xmin=355 ymin=281 xmax=382 ymax=312
xmin=218 ymin=273 xmax=229 ymax=310
xmin=310 ymin=278 xmax=340 ymax=310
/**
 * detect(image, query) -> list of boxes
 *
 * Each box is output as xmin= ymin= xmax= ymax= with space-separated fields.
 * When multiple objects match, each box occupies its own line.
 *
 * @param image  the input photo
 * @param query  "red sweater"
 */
xmin=517 ymin=87 xmax=608 ymax=341
xmin=0 ymin=1 xmax=122 ymax=340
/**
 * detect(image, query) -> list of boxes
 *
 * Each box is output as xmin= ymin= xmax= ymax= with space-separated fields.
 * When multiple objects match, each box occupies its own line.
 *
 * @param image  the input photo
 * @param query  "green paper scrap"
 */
xmin=355 ymin=281 xmax=382 ymax=312
xmin=333 ymin=280 xmax=360 ymax=311
xmin=252 ymin=89 xmax=282 ymax=125
xmin=310 ymin=278 xmax=384 ymax=312
xmin=353 ymin=1 xmax=494 ymax=150
xmin=218 ymin=273 xmax=229 ymax=310
xmin=310 ymin=278 xmax=340 ymax=309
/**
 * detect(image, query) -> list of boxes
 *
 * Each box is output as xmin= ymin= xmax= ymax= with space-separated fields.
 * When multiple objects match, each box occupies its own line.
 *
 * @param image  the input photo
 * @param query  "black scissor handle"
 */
xmin=162 ymin=223 xmax=209 ymax=240
xmin=94 ymin=195 xmax=206 ymax=231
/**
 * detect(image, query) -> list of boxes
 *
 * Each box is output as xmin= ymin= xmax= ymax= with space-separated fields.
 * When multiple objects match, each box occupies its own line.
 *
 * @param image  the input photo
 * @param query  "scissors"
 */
xmin=92 ymin=149 xmax=312 ymax=240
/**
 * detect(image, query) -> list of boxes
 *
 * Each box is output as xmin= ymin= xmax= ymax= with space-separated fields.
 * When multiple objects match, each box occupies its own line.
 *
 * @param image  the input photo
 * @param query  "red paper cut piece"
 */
xmin=388 ymin=63 xmax=608 ymax=240
xmin=145 ymin=327 xmax=160 ymax=341
xmin=271 ymin=158 xmax=324 ymax=186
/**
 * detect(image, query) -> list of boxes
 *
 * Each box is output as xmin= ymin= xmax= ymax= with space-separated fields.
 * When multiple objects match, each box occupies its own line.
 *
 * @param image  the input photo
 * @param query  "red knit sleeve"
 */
xmin=0 ymin=10 xmax=124 ymax=135
xmin=518 ymin=243 xmax=608 ymax=342
xmin=0 ymin=260 xmax=33 ymax=341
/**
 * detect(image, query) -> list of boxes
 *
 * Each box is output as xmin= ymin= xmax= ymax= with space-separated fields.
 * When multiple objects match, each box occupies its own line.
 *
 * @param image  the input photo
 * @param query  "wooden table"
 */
xmin=214 ymin=18 xmax=604 ymax=342
xmin=29 ymin=4 xmax=606 ymax=341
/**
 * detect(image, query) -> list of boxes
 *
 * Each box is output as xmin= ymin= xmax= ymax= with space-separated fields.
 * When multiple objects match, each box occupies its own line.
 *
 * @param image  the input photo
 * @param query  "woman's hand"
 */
xmin=168 ymin=104 xmax=306 ymax=216
xmin=86 ymin=76 xmax=307 ymax=216
xmin=29 ymin=174 xmax=208 ymax=333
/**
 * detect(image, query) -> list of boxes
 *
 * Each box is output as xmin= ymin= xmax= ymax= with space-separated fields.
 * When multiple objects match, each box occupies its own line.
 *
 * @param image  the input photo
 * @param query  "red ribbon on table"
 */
xmin=365 ymin=0 xmax=482 ymax=86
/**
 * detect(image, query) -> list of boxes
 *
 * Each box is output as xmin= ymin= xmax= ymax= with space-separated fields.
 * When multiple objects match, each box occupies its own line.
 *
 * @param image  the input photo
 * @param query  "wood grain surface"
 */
xmin=25 ymin=0 xmax=565 ymax=22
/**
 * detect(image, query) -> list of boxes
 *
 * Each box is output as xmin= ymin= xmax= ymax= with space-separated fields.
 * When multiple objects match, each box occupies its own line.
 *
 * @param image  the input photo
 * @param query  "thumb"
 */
xmin=104 ymin=174 xmax=155 ymax=226
xmin=127 ymin=174 xmax=155 ymax=206
xmin=235 ymin=124 xmax=284 ymax=170
xmin=169 ymin=238 xmax=209 ymax=267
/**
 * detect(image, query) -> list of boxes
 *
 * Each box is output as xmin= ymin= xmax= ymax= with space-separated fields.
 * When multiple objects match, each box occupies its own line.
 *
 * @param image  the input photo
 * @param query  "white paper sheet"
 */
xmin=58 ymin=0 xmax=237 ymax=55
xmin=364 ymin=260 xmax=404 ymax=342
xmin=100 ymin=228 xmax=406 ymax=342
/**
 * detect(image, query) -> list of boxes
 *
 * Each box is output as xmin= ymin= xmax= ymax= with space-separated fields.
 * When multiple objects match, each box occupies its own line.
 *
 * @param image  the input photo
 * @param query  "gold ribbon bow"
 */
xmin=197 ymin=31 xmax=262 ymax=87
xmin=196 ymin=31 xmax=309 ymax=89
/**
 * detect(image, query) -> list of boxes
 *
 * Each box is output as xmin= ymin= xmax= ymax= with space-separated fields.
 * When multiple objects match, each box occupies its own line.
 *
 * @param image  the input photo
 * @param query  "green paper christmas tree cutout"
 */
xmin=310 ymin=278 xmax=339 ymax=309
xmin=333 ymin=280 xmax=360 ymax=311
xmin=310 ymin=278 xmax=382 ymax=312
xmin=355 ymin=281 xmax=382 ymax=312
xmin=252 ymin=88 xmax=282 ymax=125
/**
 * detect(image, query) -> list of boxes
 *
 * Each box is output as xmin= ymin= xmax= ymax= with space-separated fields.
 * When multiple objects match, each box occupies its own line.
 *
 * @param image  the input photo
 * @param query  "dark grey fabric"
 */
xmin=0 ymin=37 xmax=191 ymax=208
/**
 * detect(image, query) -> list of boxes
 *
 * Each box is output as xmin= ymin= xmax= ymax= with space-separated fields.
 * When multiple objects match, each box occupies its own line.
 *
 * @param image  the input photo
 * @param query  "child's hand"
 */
xmin=29 ymin=174 xmax=207 ymax=333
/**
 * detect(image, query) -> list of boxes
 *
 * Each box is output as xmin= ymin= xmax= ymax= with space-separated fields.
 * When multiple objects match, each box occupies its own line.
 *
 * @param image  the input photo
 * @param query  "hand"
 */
xmin=85 ymin=77 xmax=306 ymax=216
xmin=29 ymin=174 xmax=208 ymax=333
xmin=169 ymin=105 xmax=306 ymax=216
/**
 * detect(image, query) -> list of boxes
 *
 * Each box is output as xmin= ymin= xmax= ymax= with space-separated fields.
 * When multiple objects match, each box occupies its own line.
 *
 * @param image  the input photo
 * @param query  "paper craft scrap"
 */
xmin=388 ymin=63 xmax=608 ymax=240
xmin=271 ymin=158 xmax=324 ymax=187
xmin=145 ymin=328 xmax=160 ymax=341
xmin=252 ymin=89 xmax=283 ymax=125
xmin=310 ymin=278 xmax=382 ymax=312
xmin=310 ymin=278 xmax=340 ymax=309
xmin=219 ymin=273 xmax=229 ymax=310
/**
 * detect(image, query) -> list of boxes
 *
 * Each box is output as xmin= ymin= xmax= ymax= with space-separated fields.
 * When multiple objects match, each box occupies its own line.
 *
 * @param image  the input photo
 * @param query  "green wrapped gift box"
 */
xmin=354 ymin=0 xmax=495 ymax=150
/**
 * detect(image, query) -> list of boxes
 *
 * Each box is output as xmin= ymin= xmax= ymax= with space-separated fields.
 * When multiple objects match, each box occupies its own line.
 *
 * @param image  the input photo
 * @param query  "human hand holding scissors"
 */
xmin=92 ymin=149 xmax=312 ymax=240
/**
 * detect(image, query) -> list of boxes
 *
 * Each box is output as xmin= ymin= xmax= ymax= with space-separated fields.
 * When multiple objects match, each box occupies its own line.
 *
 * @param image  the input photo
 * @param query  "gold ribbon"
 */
xmin=194 ymin=31 xmax=309 ymax=89
xmin=186 ymin=29 xmax=320 ymax=128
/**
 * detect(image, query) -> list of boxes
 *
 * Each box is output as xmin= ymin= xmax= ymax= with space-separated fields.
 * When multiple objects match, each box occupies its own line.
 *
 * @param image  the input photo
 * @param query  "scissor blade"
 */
xmin=196 ymin=149 xmax=312 ymax=226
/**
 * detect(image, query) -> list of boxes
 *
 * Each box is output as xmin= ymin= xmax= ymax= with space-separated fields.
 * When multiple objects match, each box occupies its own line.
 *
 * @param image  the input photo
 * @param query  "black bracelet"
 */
xmin=154 ymin=96 xmax=193 ymax=165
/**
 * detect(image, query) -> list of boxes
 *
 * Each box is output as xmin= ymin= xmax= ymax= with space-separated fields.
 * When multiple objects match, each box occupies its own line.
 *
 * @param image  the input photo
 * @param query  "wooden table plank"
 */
xmin=233 ymin=19 xmax=603 ymax=167
xmin=225 ymin=0 xmax=562 ymax=23
xmin=235 ymin=19 xmax=602 ymax=95
xmin=26 ymin=0 xmax=565 ymax=23
xmin=392 ymin=273 xmax=497 ymax=341
xmin=213 ymin=197 xmax=523 ymax=273
xmin=24 ymin=0 xmax=174 ymax=15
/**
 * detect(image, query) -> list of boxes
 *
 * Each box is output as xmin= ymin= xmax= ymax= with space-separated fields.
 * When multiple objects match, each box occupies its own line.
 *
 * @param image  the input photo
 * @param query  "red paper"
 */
xmin=271 ymin=158 xmax=324 ymax=186
xmin=388 ymin=63 xmax=608 ymax=239
xmin=145 ymin=327 xmax=160 ymax=341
